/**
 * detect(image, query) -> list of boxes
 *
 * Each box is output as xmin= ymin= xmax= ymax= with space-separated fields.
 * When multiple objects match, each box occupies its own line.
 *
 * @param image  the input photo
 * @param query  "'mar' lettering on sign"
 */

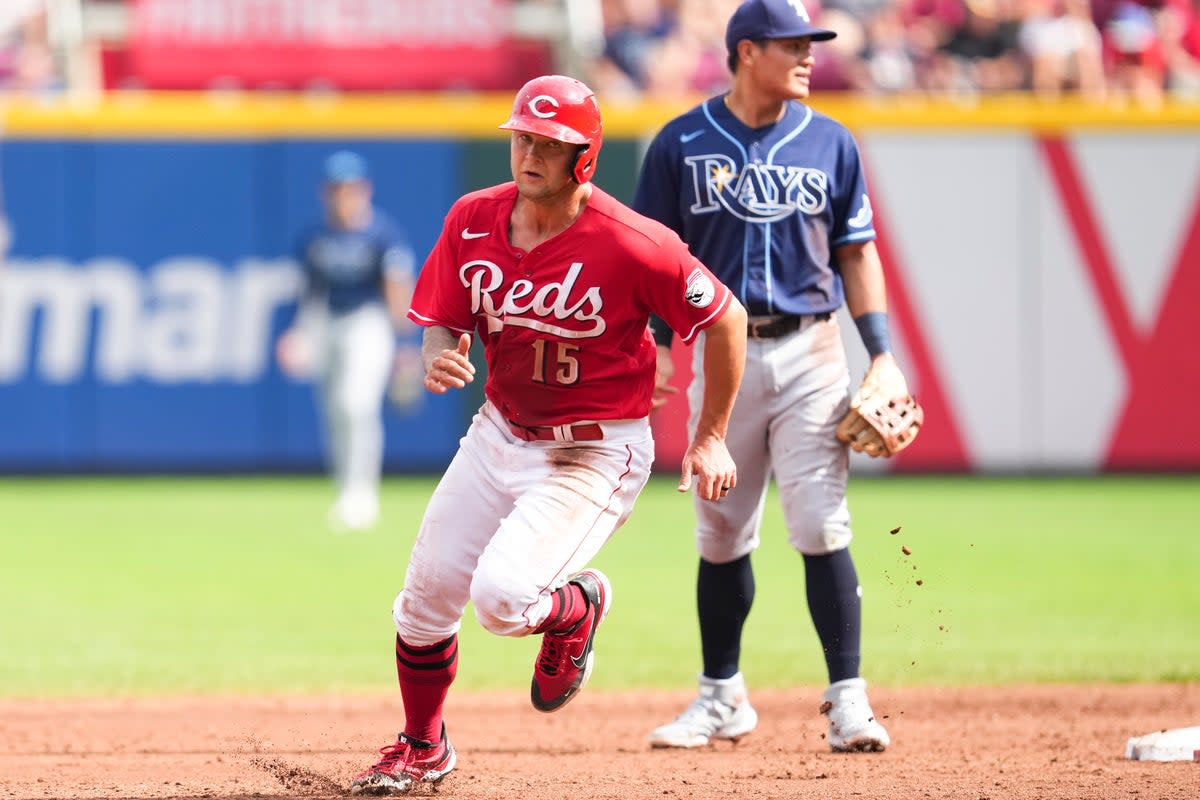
xmin=0 ymin=258 xmax=302 ymax=384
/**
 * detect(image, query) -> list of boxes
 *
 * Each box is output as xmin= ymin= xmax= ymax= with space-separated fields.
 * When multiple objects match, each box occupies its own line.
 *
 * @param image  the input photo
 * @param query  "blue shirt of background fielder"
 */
xmin=295 ymin=214 xmax=411 ymax=314
xmin=633 ymin=93 xmax=874 ymax=317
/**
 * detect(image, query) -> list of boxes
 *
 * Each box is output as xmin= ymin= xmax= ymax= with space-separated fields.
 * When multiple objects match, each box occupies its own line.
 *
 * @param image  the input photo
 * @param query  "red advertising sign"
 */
xmin=128 ymin=0 xmax=551 ymax=91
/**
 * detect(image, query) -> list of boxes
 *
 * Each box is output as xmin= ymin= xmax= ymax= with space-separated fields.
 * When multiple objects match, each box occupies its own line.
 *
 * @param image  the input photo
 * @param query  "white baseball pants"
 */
xmin=315 ymin=302 xmax=395 ymax=498
xmin=688 ymin=315 xmax=853 ymax=561
xmin=393 ymin=401 xmax=654 ymax=647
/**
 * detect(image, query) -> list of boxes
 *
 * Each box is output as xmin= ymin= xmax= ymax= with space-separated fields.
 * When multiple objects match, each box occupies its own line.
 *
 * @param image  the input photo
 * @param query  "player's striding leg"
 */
xmin=530 ymin=569 xmax=612 ymax=712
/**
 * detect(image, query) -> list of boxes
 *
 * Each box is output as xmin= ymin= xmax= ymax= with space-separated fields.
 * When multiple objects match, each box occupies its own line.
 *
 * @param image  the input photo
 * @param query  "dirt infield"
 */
xmin=2 ymin=685 xmax=1196 ymax=800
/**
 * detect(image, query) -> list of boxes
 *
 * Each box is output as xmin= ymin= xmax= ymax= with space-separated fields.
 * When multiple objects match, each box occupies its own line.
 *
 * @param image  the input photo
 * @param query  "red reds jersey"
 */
xmin=408 ymin=183 xmax=733 ymax=426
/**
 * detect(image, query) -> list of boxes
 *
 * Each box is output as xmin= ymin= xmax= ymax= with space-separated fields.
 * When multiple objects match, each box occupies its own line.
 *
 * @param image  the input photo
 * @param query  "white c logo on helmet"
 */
xmin=528 ymin=95 xmax=560 ymax=119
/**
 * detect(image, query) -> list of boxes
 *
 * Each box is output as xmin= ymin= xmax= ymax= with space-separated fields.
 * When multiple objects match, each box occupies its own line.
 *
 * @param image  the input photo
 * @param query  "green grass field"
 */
xmin=1 ymin=474 xmax=1197 ymax=698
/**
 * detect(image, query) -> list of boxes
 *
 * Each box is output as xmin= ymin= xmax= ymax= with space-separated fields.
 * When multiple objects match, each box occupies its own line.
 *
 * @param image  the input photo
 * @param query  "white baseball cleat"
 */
xmin=649 ymin=672 xmax=758 ymax=748
xmin=821 ymin=677 xmax=890 ymax=752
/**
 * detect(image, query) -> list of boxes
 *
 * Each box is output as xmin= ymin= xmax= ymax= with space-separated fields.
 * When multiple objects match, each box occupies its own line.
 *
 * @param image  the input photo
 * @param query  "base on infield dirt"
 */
xmin=1125 ymin=725 xmax=1200 ymax=761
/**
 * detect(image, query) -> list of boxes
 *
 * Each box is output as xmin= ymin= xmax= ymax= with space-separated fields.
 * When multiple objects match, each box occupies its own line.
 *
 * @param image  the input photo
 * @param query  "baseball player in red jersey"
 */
xmin=349 ymin=75 xmax=747 ymax=795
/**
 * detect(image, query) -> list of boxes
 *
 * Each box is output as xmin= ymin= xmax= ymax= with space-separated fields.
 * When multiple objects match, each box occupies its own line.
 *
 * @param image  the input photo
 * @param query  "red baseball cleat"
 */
xmin=530 ymin=569 xmax=612 ymax=712
xmin=349 ymin=725 xmax=456 ymax=795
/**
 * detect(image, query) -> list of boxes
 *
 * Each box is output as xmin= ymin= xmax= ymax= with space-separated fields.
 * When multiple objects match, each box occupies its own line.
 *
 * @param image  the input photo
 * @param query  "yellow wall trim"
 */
xmin=3 ymin=92 xmax=1198 ymax=138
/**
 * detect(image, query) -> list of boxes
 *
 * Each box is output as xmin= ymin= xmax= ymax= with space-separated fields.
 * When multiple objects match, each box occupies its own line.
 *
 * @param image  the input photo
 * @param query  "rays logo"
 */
xmin=684 ymin=154 xmax=829 ymax=222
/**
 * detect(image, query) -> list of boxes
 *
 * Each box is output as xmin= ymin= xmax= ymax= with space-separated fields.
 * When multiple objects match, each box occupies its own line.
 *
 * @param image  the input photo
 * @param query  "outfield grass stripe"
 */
xmin=2 ymin=475 xmax=1196 ymax=697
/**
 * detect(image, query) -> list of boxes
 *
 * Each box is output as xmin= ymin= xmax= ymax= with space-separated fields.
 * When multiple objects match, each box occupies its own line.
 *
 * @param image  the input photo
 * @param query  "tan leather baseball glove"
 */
xmin=836 ymin=359 xmax=924 ymax=457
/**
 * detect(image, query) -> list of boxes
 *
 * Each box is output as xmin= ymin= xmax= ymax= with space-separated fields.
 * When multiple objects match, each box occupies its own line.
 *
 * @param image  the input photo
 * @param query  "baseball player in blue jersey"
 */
xmin=635 ymin=0 xmax=913 ymax=752
xmin=276 ymin=151 xmax=417 ymax=532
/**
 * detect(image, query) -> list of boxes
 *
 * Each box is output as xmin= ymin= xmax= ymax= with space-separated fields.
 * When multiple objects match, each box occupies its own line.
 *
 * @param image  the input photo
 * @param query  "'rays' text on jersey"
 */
xmin=685 ymin=155 xmax=829 ymax=222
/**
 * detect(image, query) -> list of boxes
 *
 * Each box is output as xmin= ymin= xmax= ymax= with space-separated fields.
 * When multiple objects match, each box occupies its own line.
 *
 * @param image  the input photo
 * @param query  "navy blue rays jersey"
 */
xmin=295 ymin=213 xmax=415 ymax=315
xmin=634 ymin=96 xmax=875 ymax=316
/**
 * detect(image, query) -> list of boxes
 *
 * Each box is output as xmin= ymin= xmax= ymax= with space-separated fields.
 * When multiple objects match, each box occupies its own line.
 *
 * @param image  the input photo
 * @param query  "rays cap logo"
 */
xmin=725 ymin=0 xmax=837 ymax=55
xmin=685 ymin=268 xmax=717 ymax=309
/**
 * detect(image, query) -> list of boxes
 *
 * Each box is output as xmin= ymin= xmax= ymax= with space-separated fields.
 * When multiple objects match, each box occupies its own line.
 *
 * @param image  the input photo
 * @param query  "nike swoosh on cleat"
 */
xmin=569 ymin=608 xmax=600 ymax=670
xmin=679 ymin=130 xmax=705 ymax=144
xmin=461 ymin=229 xmax=489 ymax=239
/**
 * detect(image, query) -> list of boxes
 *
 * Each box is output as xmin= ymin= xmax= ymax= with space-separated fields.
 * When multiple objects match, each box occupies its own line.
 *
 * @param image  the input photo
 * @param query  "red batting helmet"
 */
xmin=499 ymin=75 xmax=603 ymax=184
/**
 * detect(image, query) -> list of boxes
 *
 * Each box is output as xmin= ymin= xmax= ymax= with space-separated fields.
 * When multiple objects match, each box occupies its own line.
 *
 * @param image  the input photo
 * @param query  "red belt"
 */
xmin=507 ymin=420 xmax=604 ymax=442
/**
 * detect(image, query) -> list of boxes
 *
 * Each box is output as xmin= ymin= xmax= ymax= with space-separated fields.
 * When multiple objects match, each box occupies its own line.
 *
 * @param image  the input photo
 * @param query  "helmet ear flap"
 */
xmin=571 ymin=144 xmax=594 ymax=184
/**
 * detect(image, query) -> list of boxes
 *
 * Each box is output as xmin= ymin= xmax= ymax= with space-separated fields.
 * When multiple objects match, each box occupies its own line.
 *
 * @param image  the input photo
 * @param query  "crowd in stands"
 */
xmin=588 ymin=0 xmax=1200 ymax=106
xmin=0 ymin=0 xmax=59 ymax=94
xmin=2 ymin=0 xmax=1198 ymax=105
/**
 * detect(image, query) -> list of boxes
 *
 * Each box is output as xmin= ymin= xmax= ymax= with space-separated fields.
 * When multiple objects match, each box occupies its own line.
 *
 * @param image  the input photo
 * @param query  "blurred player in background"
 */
xmin=276 ymin=151 xmax=416 ymax=532
xmin=348 ymin=74 xmax=747 ymax=795
xmin=635 ymin=0 xmax=908 ymax=753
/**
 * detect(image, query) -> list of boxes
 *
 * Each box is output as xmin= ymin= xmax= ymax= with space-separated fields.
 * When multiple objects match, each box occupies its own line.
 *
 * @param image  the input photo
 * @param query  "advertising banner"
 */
xmin=0 ymin=137 xmax=467 ymax=472
xmin=128 ymin=0 xmax=549 ymax=90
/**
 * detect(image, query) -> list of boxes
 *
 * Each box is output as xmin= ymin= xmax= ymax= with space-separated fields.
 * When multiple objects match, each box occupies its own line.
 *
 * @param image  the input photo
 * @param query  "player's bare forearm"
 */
xmin=679 ymin=298 xmax=746 ymax=501
xmin=838 ymin=241 xmax=888 ymax=318
xmin=421 ymin=326 xmax=474 ymax=394
xmin=839 ymin=241 xmax=898 ymax=370
xmin=693 ymin=299 xmax=746 ymax=440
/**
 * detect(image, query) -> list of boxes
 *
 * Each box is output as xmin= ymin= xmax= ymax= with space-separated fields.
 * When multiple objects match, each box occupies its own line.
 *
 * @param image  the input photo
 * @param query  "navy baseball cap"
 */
xmin=725 ymin=0 xmax=837 ymax=54
xmin=324 ymin=150 xmax=369 ymax=183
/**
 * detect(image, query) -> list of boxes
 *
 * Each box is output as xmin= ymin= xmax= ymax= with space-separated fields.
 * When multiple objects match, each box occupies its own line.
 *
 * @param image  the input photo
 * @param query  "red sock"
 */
xmin=533 ymin=582 xmax=590 ymax=634
xmin=395 ymin=633 xmax=457 ymax=744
